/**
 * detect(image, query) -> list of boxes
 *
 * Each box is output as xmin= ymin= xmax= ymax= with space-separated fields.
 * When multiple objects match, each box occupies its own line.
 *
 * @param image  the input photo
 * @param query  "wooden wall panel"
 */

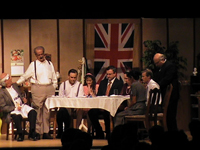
xmin=59 ymin=19 xmax=83 ymax=82
xmin=142 ymin=18 xmax=167 ymax=48
xmin=169 ymin=18 xmax=193 ymax=80
xmin=3 ymin=19 xmax=29 ymax=82
xmin=31 ymin=19 xmax=58 ymax=71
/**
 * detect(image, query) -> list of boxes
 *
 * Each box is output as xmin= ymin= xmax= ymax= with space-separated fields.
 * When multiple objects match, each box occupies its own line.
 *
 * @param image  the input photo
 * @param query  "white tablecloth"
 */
xmin=45 ymin=95 xmax=129 ymax=116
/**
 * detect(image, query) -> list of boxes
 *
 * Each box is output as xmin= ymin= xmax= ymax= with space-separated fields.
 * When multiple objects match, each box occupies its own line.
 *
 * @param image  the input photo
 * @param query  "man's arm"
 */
xmin=0 ymin=94 xmax=14 ymax=113
xmin=58 ymin=82 xmax=64 ymax=97
xmin=159 ymin=63 xmax=177 ymax=89
xmin=50 ymin=61 xmax=58 ymax=89
xmin=96 ymin=81 xmax=105 ymax=96
xmin=16 ymin=62 xmax=34 ymax=85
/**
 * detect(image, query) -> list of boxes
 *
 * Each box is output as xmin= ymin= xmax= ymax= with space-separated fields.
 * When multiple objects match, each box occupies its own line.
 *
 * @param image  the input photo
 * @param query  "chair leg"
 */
xmin=6 ymin=123 xmax=9 ymax=140
xmin=12 ymin=121 xmax=15 ymax=141
xmin=163 ymin=119 xmax=168 ymax=131
xmin=53 ymin=110 xmax=57 ymax=139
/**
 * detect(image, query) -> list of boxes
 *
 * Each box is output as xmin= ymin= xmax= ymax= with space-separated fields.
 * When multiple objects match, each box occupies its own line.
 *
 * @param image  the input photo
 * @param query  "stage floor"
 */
xmin=0 ymin=131 xmax=192 ymax=150
xmin=0 ymin=134 xmax=108 ymax=150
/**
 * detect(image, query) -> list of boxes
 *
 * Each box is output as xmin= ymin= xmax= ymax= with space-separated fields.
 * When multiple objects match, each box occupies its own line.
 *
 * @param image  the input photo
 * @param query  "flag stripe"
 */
xmin=95 ymin=24 xmax=108 ymax=48
xmin=121 ymin=23 xmax=133 ymax=42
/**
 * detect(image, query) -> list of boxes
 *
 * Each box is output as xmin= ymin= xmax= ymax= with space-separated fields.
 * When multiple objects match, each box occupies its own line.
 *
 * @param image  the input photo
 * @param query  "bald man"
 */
xmin=0 ymin=73 xmax=39 ymax=141
xmin=153 ymin=53 xmax=180 ymax=131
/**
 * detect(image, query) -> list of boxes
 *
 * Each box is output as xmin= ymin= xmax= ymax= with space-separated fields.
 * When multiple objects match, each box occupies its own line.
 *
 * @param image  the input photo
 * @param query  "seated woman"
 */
xmin=117 ymin=71 xmax=131 ymax=113
xmin=79 ymin=73 xmax=99 ymax=133
xmin=83 ymin=73 xmax=99 ymax=97
xmin=114 ymin=70 xmax=146 ymax=127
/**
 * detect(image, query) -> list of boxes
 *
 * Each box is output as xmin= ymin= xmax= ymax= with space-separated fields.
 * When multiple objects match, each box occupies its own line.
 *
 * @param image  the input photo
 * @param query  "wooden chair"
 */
xmin=156 ymin=84 xmax=173 ymax=131
xmin=6 ymin=117 xmax=29 ymax=140
xmin=49 ymin=108 xmax=58 ymax=139
xmin=124 ymin=88 xmax=161 ymax=132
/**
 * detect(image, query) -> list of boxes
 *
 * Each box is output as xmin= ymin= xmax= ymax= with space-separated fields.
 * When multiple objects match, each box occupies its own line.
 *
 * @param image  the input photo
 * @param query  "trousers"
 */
xmin=11 ymin=109 xmax=37 ymax=134
xmin=88 ymin=109 xmax=110 ymax=138
xmin=31 ymin=84 xmax=55 ymax=134
xmin=56 ymin=108 xmax=71 ymax=136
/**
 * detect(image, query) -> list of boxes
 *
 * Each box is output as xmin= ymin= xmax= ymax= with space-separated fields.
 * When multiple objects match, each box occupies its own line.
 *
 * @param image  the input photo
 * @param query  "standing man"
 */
xmin=16 ymin=46 xmax=57 ymax=139
xmin=88 ymin=65 xmax=123 ymax=139
xmin=56 ymin=69 xmax=84 ymax=139
xmin=0 ymin=73 xmax=39 ymax=141
xmin=153 ymin=53 xmax=180 ymax=131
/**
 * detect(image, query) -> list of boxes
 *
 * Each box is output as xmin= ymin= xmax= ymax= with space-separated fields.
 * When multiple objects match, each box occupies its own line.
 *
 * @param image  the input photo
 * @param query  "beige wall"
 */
xmin=142 ymin=18 xmax=167 ymax=48
xmin=31 ymin=19 xmax=58 ymax=71
xmin=3 ymin=19 xmax=30 ymax=82
xmin=168 ymin=18 xmax=194 ymax=80
xmin=59 ymin=19 xmax=83 ymax=81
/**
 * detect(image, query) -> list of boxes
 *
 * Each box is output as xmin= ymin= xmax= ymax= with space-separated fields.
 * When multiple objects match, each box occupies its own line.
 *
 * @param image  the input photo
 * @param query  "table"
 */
xmin=45 ymin=95 xmax=128 ymax=138
xmin=45 ymin=95 xmax=129 ymax=117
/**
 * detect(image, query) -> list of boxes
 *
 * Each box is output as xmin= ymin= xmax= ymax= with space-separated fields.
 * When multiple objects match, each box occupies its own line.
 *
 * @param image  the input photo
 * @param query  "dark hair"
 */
xmin=68 ymin=69 xmax=78 ymax=75
xmin=127 ymin=70 xmax=141 ymax=80
xmin=83 ymin=73 xmax=97 ymax=95
xmin=34 ymin=46 xmax=45 ymax=55
xmin=142 ymin=68 xmax=153 ymax=79
xmin=106 ymin=65 xmax=117 ymax=73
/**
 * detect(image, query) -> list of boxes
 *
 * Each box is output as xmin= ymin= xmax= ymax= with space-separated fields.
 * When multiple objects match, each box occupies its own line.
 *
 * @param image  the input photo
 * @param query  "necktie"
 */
xmin=106 ymin=81 xmax=112 ymax=96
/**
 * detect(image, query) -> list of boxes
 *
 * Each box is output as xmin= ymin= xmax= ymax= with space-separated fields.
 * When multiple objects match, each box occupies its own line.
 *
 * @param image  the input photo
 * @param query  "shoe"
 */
xmin=17 ymin=134 xmax=24 ymax=142
xmin=42 ymin=133 xmax=53 ymax=139
xmin=36 ymin=133 xmax=41 ymax=140
xmin=29 ymin=132 xmax=39 ymax=141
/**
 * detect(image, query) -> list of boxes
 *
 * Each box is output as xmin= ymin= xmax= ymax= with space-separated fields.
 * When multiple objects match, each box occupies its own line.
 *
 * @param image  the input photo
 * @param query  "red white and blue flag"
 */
xmin=94 ymin=23 xmax=134 ymax=84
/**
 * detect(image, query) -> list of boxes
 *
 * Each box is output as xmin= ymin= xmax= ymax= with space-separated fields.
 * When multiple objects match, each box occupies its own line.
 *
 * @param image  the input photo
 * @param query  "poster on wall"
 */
xmin=11 ymin=49 xmax=24 ymax=76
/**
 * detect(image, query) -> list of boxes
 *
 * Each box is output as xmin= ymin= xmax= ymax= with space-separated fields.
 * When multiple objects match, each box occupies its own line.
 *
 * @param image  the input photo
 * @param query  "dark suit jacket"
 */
xmin=0 ymin=83 xmax=24 ymax=123
xmin=97 ymin=78 xmax=123 ymax=96
xmin=153 ymin=60 xmax=180 ymax=101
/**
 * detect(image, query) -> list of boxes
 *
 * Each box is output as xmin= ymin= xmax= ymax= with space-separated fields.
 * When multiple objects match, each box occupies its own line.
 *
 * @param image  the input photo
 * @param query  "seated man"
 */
xmin=0 ymin=73 xmax=39 ymax=141
xmin=56 ymin=69 xmax=84 ymax=138
xmin=88 ymin=65 xmax=123 ymax=139
xmin=141 ymin=68 xmax=162 ymax=106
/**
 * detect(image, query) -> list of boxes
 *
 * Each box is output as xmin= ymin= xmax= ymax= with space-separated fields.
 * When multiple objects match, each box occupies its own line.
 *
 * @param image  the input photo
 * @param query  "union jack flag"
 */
xmin=94 ymin=23 xmax=134 ymax=84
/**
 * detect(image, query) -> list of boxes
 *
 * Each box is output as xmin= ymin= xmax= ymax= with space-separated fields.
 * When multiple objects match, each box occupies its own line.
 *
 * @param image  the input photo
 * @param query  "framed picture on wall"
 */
xmin=10 ymin=49 xmax=24 ymax=76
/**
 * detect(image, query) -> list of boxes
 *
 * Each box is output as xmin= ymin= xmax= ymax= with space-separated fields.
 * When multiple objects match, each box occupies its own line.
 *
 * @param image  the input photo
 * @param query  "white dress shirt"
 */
xmin=59 ymin=80 xmax=84 ymax=98
xmin=6 ymin=86 xmax=33 ymax=118
xmin=17 ymin=60 xmax=57 ymax=89
xmin=6 ymin=86 xmax=22 ymax=108
xmin=146 ymin=79 xmax=162 ymax=105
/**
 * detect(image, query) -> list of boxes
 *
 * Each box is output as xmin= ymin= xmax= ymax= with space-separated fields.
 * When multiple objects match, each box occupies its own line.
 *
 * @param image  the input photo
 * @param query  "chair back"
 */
xmin=162 ymin=84 xmax=173 ymax=120
xmin=145 ymin=88 xmax=161 ymax=125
